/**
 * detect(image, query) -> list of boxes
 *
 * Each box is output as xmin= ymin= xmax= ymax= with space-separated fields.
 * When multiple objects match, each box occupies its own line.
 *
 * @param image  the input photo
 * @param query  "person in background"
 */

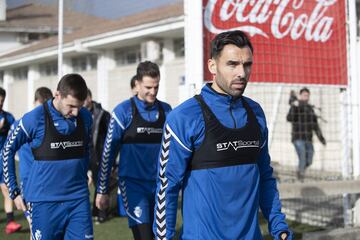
xmin=153 ymin=30 xmax=292 ymax=240
xmin=0 ymin=87 xmax=21 ymax=234
xmin=287 ymin=87 xmax=326 ymax=180
xmin=130 ymin=75 xmax=138 ymax=96
xmin=96 ymin=61 xmax=172 ymax=240
xmin=2 ymin=74 xmax=94 ymax=239
xmin=115 ymin=75 xmax=139 ymax=218
xmin=84 ymin=88 xmax=111 ymax=224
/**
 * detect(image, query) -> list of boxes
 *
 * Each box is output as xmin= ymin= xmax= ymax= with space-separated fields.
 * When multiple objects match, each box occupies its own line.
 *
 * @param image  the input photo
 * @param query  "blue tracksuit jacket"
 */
xmin=2 ymin=99 xmax=92 ymax=202
xmin=97 ymin=96 xmax=171 ymax=194
xmin=153 ymin=84 xmax=292 ymax=240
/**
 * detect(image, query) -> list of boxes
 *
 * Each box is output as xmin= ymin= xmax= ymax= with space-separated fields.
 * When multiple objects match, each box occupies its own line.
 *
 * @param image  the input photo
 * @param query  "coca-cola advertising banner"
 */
xmin=203 ymin=0 xmax=347 ymax=85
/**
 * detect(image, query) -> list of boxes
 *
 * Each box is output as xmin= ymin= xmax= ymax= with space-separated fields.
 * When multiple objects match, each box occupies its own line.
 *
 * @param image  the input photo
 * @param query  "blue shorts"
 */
xmin=119 ymin=177 xmax=156 ymax=228
xmin=30 ymin=197 xmax=93 ymax=240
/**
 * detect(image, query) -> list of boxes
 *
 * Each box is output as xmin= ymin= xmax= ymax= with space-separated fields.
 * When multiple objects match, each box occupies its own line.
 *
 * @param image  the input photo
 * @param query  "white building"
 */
xmin=1 ymin=0 xmax=360 ymax=177
xmin=0 ymin=1 xmax=185 ymax=118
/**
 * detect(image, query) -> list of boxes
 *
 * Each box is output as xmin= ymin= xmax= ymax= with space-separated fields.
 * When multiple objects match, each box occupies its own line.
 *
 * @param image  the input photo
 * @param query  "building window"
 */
xmin=18 ymin=33 xmax=51 ymax=44
xmin=174 ymin=38 xmax=184 ymax=57
xmin=72 ymin=54 xmax=97 ymax=72
xmin=13 ymin=67 xmax=28 ymax=81
xmin=115 ymin=46 xmax=141 ymax=66
xmin=89 ymin=55 xmax=97 ymax=70
xmin=39 ymin=61 xmax=58 ymax=76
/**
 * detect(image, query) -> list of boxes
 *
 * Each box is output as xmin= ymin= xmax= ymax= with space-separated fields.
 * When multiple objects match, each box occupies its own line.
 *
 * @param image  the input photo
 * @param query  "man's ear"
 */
xmin=208 ymin=58 xmax=217 ymax=75
xmin=135 ymin=79 xmax=140 ymax=88
xmin=54 ymin=91 xmax=61 ymax=100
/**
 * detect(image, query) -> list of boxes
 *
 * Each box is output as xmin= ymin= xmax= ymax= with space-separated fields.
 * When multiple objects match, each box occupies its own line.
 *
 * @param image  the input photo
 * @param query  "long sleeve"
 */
xmin=307 ymin=108 xmax=325 ymax=144
xmin=154 ymin=108 xmax=198 ymax=240
xmin=97 ymin=110 xmax=125 ymax=194
xmin=286 ymin=105 xmax=298 ymax=122
xmin=85 ymin=115 xmax=92 ymax=171
xmin=2 ymin=119 xmax=30 ymax=199
xmin=257 ymin=126 xmax=292 ymax=239
xmin=314 ymin=126 xmax=326 ymax=144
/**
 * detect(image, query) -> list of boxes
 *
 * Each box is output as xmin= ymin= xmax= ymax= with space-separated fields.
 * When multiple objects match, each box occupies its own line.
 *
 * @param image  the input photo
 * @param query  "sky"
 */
xmin=7 ymin=0 xmax=181 ymax=19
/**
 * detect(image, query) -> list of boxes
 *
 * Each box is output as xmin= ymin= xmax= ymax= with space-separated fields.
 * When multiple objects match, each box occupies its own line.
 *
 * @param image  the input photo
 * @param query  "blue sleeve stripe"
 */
xmin=260 ymin=139 xmax=266 ymax=149
xmin=112 ymin=112 xmax=125 ymax=130
xmin=19 ymin=119 xmax=29 ymax=139
xmin=166 ymin=124 xmax=192 ymax=153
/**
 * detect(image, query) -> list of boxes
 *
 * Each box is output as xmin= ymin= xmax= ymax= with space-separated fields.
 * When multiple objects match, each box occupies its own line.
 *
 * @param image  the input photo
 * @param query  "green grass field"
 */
xmin=0 ymin=162 xmax=321 ymax=239
xmin=0 ymin=193 xmax=321 ymax=240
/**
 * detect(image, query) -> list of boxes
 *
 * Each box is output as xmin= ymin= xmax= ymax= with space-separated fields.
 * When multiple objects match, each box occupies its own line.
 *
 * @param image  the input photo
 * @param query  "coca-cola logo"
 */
xmin=204 ymin=0 xmax=337 ymax=42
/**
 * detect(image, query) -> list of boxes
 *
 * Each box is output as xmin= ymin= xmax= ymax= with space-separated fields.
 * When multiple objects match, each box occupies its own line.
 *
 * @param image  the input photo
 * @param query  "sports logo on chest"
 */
xmin=136 ymin=127 xmax=162 ymax=135
xmin=216 ymin=140 xmax=260 ymax=152
xmin=50 ymin=141 xmax=84 ymax=149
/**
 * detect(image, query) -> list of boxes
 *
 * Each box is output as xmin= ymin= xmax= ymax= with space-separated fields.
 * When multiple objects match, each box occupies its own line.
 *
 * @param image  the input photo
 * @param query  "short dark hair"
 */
xmin=0 ymin=87 xmax=6 ymax=98
xmin=87 ymin=88 xmax=92 ymax=98
xmin=211 ymin=30 xmax=253 ymax=59
xmin=34 ymin=87 xmax=53 ymax=103
xmin=56 ymin=73 xmax=88 ymax=101
xmin=130 ymin=75 xmax=137 ymax=89
xmin=300 ymin=87 xmax=310 ymax=94
xmin=136 ymin=61 xmax=160 ymax=82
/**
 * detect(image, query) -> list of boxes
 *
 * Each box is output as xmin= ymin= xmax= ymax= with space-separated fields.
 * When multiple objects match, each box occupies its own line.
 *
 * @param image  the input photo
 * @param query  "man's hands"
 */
xmin=87 ymin=170 xmax=93 ymax=186
xmin=96 ymin=193 xmax=109 ymax=210
xmin=0 ymin=118 xmax=5 ymax=130
xmin=14 ymin=195 xmax=27 ymax=212
xmin=279 ymin=231 xmax=289 ymax=240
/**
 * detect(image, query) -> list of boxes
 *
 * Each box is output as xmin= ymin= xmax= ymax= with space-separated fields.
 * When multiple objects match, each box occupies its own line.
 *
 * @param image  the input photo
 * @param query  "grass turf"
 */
xmin=0 ymin=193 xmax=322 ymax=239
xmin=0 ymin=162 xmax=322 ymax=239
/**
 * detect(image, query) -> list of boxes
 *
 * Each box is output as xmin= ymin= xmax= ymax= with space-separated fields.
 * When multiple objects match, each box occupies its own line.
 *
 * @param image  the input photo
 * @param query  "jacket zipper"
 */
xmin=147 ymin=109 xmax=151 ymax=120
xmin=229 ymin=101 xmax=237 ymax=128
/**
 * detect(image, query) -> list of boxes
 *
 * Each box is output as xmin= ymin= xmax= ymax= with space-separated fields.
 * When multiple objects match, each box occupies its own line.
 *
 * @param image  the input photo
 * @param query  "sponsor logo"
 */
xmin=50 ymin=141 xmax=83 ymax=149
xmin=85 ymin=234 xmax=93 ymax=239
xmin=216 ymin=140 xmax=260 ymax=152
xmin=134 ymin=206 xmax=142 ymax=218
xmin=137 ymin=127 xmax=163 ymax=135
xmin=204 ymin=0 xmax=336 ymax=42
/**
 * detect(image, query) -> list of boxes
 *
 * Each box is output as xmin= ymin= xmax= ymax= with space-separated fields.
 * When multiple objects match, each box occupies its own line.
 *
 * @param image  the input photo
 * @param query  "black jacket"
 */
xmin=287 ymin=102 xmax=326 ymax=144
xmin=89 ymin=101 xmax=111 ymax=174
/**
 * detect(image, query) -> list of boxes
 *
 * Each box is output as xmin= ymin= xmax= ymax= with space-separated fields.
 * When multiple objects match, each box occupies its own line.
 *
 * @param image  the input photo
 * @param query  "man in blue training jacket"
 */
xmin=17 ymin=87 xmax=53 ymax=200
xmin=96 ymin=61 xmax=172 ymax=240
xmin=153 ymin=30 xmax=292 ymax=240
xmin=2 ymin=74 xmax=93 ymax=240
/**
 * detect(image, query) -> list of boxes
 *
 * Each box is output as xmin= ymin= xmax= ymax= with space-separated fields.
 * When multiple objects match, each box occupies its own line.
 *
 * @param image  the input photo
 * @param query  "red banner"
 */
xmin=203 ymin=0 xmax=347 ymax=85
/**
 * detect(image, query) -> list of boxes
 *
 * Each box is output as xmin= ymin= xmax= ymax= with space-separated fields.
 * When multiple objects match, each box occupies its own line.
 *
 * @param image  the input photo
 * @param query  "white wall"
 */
xmin=8 ymin=79 xmax=28 ymax=118
xmin=0 ymin=32 xmax=22 ymax=54
xmin=79 ymin=70 xmax=97 ymax=99
xmin=108 ymin=65 xmax=137 ymax=111
xmin=164 ymin=58 xmax=184 ymax=107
